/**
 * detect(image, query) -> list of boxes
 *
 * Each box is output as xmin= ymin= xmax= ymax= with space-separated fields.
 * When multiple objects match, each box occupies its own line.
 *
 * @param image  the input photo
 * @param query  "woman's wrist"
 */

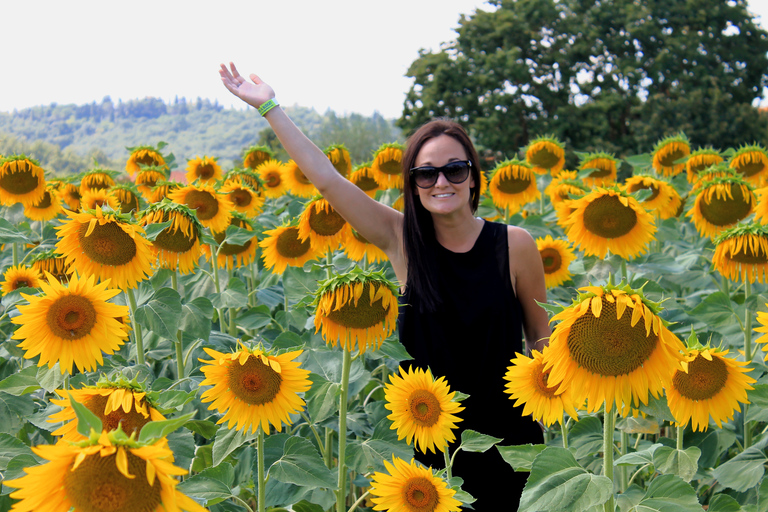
xmin=258 ymin=98 xmax=279 ymax=117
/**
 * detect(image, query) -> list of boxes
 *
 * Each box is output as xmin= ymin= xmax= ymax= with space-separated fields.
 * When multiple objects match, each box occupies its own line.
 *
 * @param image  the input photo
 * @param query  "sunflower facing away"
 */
xmin=80 ymin=169 xmax=117 ymax=193
xmin=686 ymin=174 xmax=755 ymax=238
xmin=80 ymin=187 xmax=120 ymax=211
xmin=652 ymin=133 xmax=691 ymax=177
xmin=23 ymin=184 xmax=63 ymax=222
xmin=686 ymin=147 xmax=723 ymax=184
xmin=667 ymin=346 xmax=755 ymax=432
xmin=349 ymin=163 xmax=381 ymax=198
xmin=185 ymin=155 xmax=223 ymax=184
xmin=754 ymin=304 xmax=768 ymax=361
xmin=56 ymin=206 xmax=155 ymax=290
xmin=224 ymin=168 xmax=262 ymax=195
xmin=135 ymin=167 xmax=168 ymax=200
xmin=242 ymin=145 xmax=274 ymax=170
xmin=563 ymin=187 xmax=657 ymax=259
xmin=219 ymin=177 xmax=264 ymax=215
xmin=147 ymin=180 xmax=182 ymax=204
xmin=544 ymin=170 xmax=589 ymax=208
xmin=729 ymin=143 xmax=768 ymax=187
xmin=1 ymin=265 xmax=42 ymax=296
xmin=298 ymin=197 xmax=350 ymax=252
xmin=535 ymin=235 xmax=575 ymax=288
xmin=256 ymin=159 xmax=288 ymax=199
xmin=0 ymin=155 xmax=46 ymax=207
xmin=30 ymin=249 xmax=71 ymax=283
xmin=141 ymin=201 xmax=203 ymax=274
xmin=544 ymin=282 xmax=686 ymax=415
xmin=623 ymin=174 xmax=682 ymax=220
xmin=712 ymin=223 xmax=768 ymax=284
xmin=11 ymin=272 xmax=130 ymax=374
xmin=4 ymin=431 xmax=207 ymax=512
xmin=383 ymin=366 xmax=464 ymax=454
xmin=125 ymin=145 xmax=168 ymax=177
xmin=325 ymin=143 xmax=352 ymax=177
xmin=504 ymin=346 xmax=580 ymax=427
xmin=111 ymin=184 xmax=142 ymax=214
xmin=202 ymin=212 xmax=258 ymax=269
xmin=259 ymin=224 xmax=322 ymax=274
xmin=525 ymin=134 xmax=565 ymax=175
xmin=371 ymin=142 xmax=405 ymax=189
xmin=283 ymin=159 xmax=318 ymax=198
xmin=60 ymin=182 xmax=82 ymax=211
xmin=369 ymin=456 xmax=462 ymax=512
xmin=168 ymin=183 xmax=234 ymax=234
xmin=199 ymin=343 xmax=312 ymax=434
xmin=344 ymin=228 xmax=389 ymax=264
xmin=488 ymin=159 xmax=540 ymax=213
xmin=578 ymin=151 xmax=618 ymax=187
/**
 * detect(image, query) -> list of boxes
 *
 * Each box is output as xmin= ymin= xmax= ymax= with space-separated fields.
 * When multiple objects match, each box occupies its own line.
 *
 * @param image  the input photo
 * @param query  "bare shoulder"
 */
xmin=506 ymin=225 xmax=538 ymax=254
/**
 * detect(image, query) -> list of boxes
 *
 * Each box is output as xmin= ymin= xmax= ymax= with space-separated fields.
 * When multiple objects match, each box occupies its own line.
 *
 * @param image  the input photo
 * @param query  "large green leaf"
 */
xmin=626 ymin=474 xmax=703 ymax=512
xmin=269 ymin=436 xmax=337 ymax=490
xmin=457 ymin=429 xmax=502 ymax=453
xmin=179 ymin=296 xmax=213 ymax=342
xmin=0 ymin=218 xmax=33 ymax=245
xmin=237 ymin=305 xmax=273 ymax=330
xmin=707 ymin=494 xmax=743 ymax=512
xmin=568 ymin=416 xmax=604 ymax=460
xmin=223 ymin=224 xmax=258 ymax=246
xmin=0 ymin=366 xmax=38 ymax=396
xmin=212 ymin=426 xmax=257 ymax=468
xmin=35 ymin=364 xmax=65 ymax=393
xmin=497 ymin=444 xmax=547 ymax=471
xmin=177 ymin=464 xmax=236 ymax=505
xmin=0 ymin=433 xmax=35 ymax=472
xmin=711 ymin=444 xmax=768 ymax=492
xmin=305 ymin=374 xmax=340 ymax=424
xmin=212 ymin=277 xmax=248 ymax=309
xmin=134 ymin=287 xmax=182 ymax=340
xmin=138 ymin=411 xmax=196 ymax=443
xmin=614 ymin=444 xmax=663 ymax=467
xmin=346 ymin=437 xmax=414 ymax=475
xmin=652 ymin=446 xmax=701 ymax=483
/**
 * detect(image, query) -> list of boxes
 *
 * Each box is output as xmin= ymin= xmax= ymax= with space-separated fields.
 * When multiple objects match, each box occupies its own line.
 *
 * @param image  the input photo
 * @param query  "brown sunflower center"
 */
xmin=137 ymin=172 xmax=161 ymax=188
xmin=153 ymin=222 xmax=198 ymax=254
xmin=530 ymin=148 xmax=561 ymax=169
xmin=582 ymin=195 xmax=638 ymax=239
xmin=329 ymin=154 xmax=349 ymax=177
xmin=378 ymin=160 xmax=402 ymax=176
xmin=264 ymin=171 xmax=282 ymax=188
xmin=134 ymin=153 xmax=162 ymax=167
xmin=47 ymin=294 xmax=97 ymax=340
xmin=540 ymin=247 xmax=562 ymax=274
xmin=402 ymin=476 xmax=439 ymax=511
xmin=276 ymin=228 xmax=312 ymax=258
xmin=566 ymin=300 xmax=658 ymax=376
xmin=86 ymin=393 xmax=152 ymax=435
xmin=672 ymin=354 xmax=728 ymax=400
xmin=78 ymin=221 xmax=138 ymax=266
xmin=354 ymin=175 xmax=379 ymax=191
xmin=294 ymin=167 xmax=312 ymax=185
xmin=583 ymin=159 xmax=614 ymax=178
xmin=659 ymin=148 xmax=686 ymax=167
xmin=699 ymin=184 xmax=752 ymax=227
xmin=229 ymin=188 xmax=253 ymax=208
xmin=183 ymin=190 xmax=220 ymax=221
xmin=0 ymin=161 xmax=40 ymax=195
xmin=196 ymin=163 xmax=216 ymax=180
xmin=244 ymin=152 xmax=268 ymax=170
xmin=734 ymin=155 xmax=766 ymax=178
xmin=117 ymin=192 xmax=140 ymax=214
xmin=228 ymin=355 xmax=283 ymax=405
xmin=214 ymin=221 xmax=253 ymax=256
xmin=689 ymin=157 xmax=720 ymax=174
xmin=533 ymin=364 xmax=558 ymax=398
xmin=728 ymin=240 xmax=768 ymax=264
xmin=64 ymin=449 xmax=161 ymax=512
xmin=407 ymin=389 xmax=442 ymax=427
xmin=33 ymin=191 xmax=53 ymax=209
xmin=13 ymin=278 xmax=30 ymax=289
xmin=497 ymin=175 xmax=531 ymax=194
xmin=628 ymin=183 xmax=661 ymax=202
xmin=325 ymin=283 xmax=389 ymax=329
xmin=309 ymin=206 xmax=346 ymax=236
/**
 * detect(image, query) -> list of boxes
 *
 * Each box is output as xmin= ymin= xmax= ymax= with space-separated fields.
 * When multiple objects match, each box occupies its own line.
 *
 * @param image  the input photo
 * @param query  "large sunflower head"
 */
xmin=0 ymin=155 xmax=46 ymax=207
xmin=349 ymin=162 xmax=380 ymax=198
xmin=544 ymin=170 xmax=589 ymax=207
xmin=383 ymin=366 xmax=464 ymax=454
xmin=371 ymin=142 xmax=405 ymax=189
xmin=259 ymin=223 xmax=322 ymax=274
xmin=186 ymin=155 xmax=223 ymax=184
xmin=488 ymin=158 xmax=540 ymax=213
xmin=652 ymin=133 xmax=691 ymax=177
xmin=255 ymin=159 xmax=288 ymax=199
xmin=504 ymin=345 xmax=581 ymax=427
xmin=729 ymin=143 xmax=768 ymax=187
xmin=623 ymin=174 xmax=682 ymax=220
xmin=691 ymin=164 xmax=738 ymax=192
xmin=282 ymin=159 xmax=318 ymax=198
xmin=80 ymin=187 xmax=121 ymax=212
xmin=30 ymin=249 xmax=72 ymax=284
xmin=578 ymin=151 xmax=618 ymax=187
xmin=168 ymin=183 xmax=234 ymax=233
xmin=199 ymin=343 xmax=312 ymax=434
xmin=686 ymin=147 xmax=723 ymax=184
xmin=525 ymin=134 xmax=565 ymax=175
xmin=563 ymin=187 xmax=657 ymax=260
xmin=685 ymin=174 xmax=755 ymax=238
xmin=313 ymin=268 xmax=399 ymax=353
xmin=344 ymin=228 xmax=389 ymax=264
xmin=369 ymin=456 xmax=462 ymax=512
xmin=1 ymin=264 xmax=42 ymax=296
xmin=298 ymin=197 xmax=350 ymax=252
xmin=80 ymin=169 xmax=117 ymax=194
xmin=125 ymin=144 xmax=169 ymax=177
xmin=56 ymin=206 xmax=155 ymax=290
xmin=11 ymin=271 xmax=130 ymax=374
xmin=111 ymin=184 xmax=142 ymax=214
xmin=242 ymin=144 xmax=275 ymax=170
xmin=135 ymin=166 xmax=169 ymax=200
xmin=24 ymin=183 xmax=64 ymax=222
xmin=140 ymin=201 xmax=203 ymax=274
xmin=4 ymin=431 xmax=207 ymax=512
xmin=218 ymin=177 xmax=264 ymax=215
xmin=712 ymin=223 xmax=768 ymax=284
xmin=324 ymin=143 xmax=352 ymax=177
xmin=545 ymin=281 xmax=686 ymax=415
xmin=536 ymin=235 xmax=576 ymax=289
xmin=203 ymin=212 xmax=258 ymax=269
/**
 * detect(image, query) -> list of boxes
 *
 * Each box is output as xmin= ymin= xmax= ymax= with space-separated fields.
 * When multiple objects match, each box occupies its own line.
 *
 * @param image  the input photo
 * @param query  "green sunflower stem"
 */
xmin=676 ymin=425 xmax=684 ymax=451
xmin=126 ymin=287 xmax=145 ymax=366
xmin=257 ymin=427 xmax=266 ymax=512
xmin=603 ymin=409 xmax=616 ymax=512
xmin=336 ymin=348 xmax=352 ymax=512
xmin=324 ymin=428 xmax=334 ymax=469
xmin=620 ymin=259 xmax=628 ymax=283
xmin=744 ymin=279 xmax=753 ymax=449
xmin=561 ymin=417 xmax=569 ymax=449
xmin=175 ymin=331 xmax=184 ymax=379
xmin=211 ymin=245 xmax=225 ymax=332
xmin=619 ymin=431 xmax=629 ymax=492
xmin=443 ymin=449 xmax=453 ymax=480
xmin=12 ymin=242 xmax=18 ymax=266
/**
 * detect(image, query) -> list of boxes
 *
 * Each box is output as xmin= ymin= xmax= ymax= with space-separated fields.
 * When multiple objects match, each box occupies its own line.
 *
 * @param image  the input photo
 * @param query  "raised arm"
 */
xmin=219 ymin=63 xmax=404 ymax=260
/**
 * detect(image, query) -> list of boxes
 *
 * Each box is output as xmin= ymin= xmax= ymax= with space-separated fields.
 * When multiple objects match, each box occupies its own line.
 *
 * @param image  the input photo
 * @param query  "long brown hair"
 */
xmin=401 ymin=119 xmax=482 ymax=311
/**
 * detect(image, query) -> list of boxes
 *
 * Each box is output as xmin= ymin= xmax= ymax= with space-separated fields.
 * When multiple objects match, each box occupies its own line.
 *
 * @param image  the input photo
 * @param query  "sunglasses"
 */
xmin=409 ymin=160 xmax=472 ymax=188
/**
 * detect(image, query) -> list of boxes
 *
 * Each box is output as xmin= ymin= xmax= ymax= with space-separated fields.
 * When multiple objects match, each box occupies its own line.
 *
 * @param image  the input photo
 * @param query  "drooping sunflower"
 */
xmin=554 ymin=199 xmax=578 ymax=230
xmin=24 ymin=184 xmax=63 ymax=222
xmin=283 ymin=159 xmax=318 ymax=198
xmin=686 ymin=147 xmax=723 ymax=185
xmin=535 ymin=235 xmax=575 ymax=288
xmin=125 ymin=144 xmax=168 ymax=177
xmin=203 ymin=212 xmax=258 ymax=269
xmin=111 ymin=184 xmax=142 ymax=214
xmin=80 ymin=187 xmax=120 ymax=211
xmin=371 ymin=142 xmax=405 ymax=189
xmin=729 ymin=143 xmax=768 ymax=187
xmin=563 ymin=187 xmax=657 ymax=259
xmin=544 ymin=282 xmax=686 ymax=415
xmin=712 ymin=223 xmax=768 ymax=284
xmin=298 ymin=197 xmax=350 ymax=252
xmin=579 ymin=151 xmax=618 ymax=187
xmin=60 ymin=182 xmax=82 ymax=210
xmin=369 ymin=456 xmax=462 ymax=512
xmin=4 ymin=432 xmax=207 ymax=512
xmin=80 ymin=169 xmax=117 ymax=193
xmin=525 ymin=134 xmax=565 ymax=175
xmin=11 ymin=271 xmax=130 ymax=374
xmin=147 ymin=180 xmax=182 ymax=204
xmin=259 ymin=224 xmax=322 ymax=274
xmin=168 ymin=183 xmax=234 ymax=234
xmin=755 ymin=304 xmax=768 ymax=361
xmin=313 ymin=268 xmax=399 ymax=353
xmin=224 ymin=168 xmax=262 ymax=195
xmin=199 ymin=343 xmax=312 ymax=434
xmin=30 ymin=249 xmax=71 ymax=283
xmin=344 ymin=228 xmax=388 ymax=264
xmin=1 ymin=265 xmax=42 ymax=296
xmin=504 ymin=346 xmax=580 ymax=427
xmin=218 ymin=177 xmax=264 ymax=215
xmin=242 ymin=144 xmax=274 ymax=170
xmin=185 ymin=155 xmax=223 ymax=184
xmin=255 ymin=159 xmax=288 ymax=199
xmin=0 ymin=155 xmax=46 ymax=207
xmin=349 ymin=163 xmax=380 ymax=198
xmin=623 ymin=174 xmax=682 ymax=220
xmin=686 ymin=174 xmax=755 ymax=238
xmin=652 ymin=133 xmax=691 ymax=177
xmin=544 ymin=170 xmax=589 ymax=208
xmin=488 ymin=159 xmax=540 ymax=213
xmin=667 ymin=346 xmax=755 ymax=432
xmin=325 ymin=143 xmax=352 ymax=177
xmin=135 ymin=166 xmax=168 ymax=200
xmin=56 ymin=206 xmax=155 ymax=290
xmin=140 ymin=201 xmax=203 ymax=274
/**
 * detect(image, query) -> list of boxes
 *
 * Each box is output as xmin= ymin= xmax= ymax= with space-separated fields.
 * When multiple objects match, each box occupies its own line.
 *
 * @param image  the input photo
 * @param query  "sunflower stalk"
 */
xmin=171 ymin=271 xmax=184 ymax=378
xmin=561 ymin=416 xmax=570 ymax=449
xmin=12 ymin=242 xmax=19 ymax=266
xmin=744 ymin=279 xmax=753 ymax=449
xmin=126 ymin=287 xmax=145 ymax=366
xmin=676 ymin=425 xmax=684 ymax=451
xmin=619 ymin=431 xmax=629 ymax=492
xmin=211 ymin=243 xmax=225 ymax=331
xmin=257 ymin=427 xmax=266 ymax=512
xmin=443 ymin=449 xmax=453 ymax=480
xmin=603 ymin=410 xmax=617 ymax=512
xmin=348 ymin=490 xmax=370 ymax=512
xmin=336 ymin=348 xmax=353 ymax=512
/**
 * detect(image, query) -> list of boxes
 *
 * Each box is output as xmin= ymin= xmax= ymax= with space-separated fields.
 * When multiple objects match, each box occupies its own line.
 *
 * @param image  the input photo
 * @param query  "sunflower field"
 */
xmin=0 ymin=133 xmax=768 ymax=512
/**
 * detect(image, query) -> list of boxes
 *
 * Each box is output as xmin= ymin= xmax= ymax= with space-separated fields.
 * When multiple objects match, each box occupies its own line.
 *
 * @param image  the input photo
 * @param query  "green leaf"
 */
xmin=707 ymin=494 xmax=743 ymax=512
xmin=4 ymin=454 xmax=41 ymax=481
xmin=134 ymin=287 xmax=182 ymax=340
xmin=305 ymin=374 xmax=340 ymax=424
xmin=519 ymin=447 xmax=613 ymax=512
xmin=184 ymin=420 xmax=219 ymax=439
xmin=155 ymin=389 xmax=197 ymax=411
xmin=212 ymin=277 xmax=248 ymax=309
xmin=652 ymin=446 xmax=701 ymax=483
xmin=0 ymin=218 xmax=33 ymax=244
xmin=687 ymin=291 xmax=738 ymax=329
xmin=614 ymin=444 xmax=663 ymax=467
xmin=758 ymin=477 xmax=768 ymax=512
xmin=0 ymin=433 xmax=35 ymax=472
xmin=457 ymin=429 xmax=502 ymax=453
xmin=138 ymin=411 xmax=196 ymax=443
xmin=212 ymin=427 xmax=256 ymax=467
xmin=180 ymin=297 xmax=213 ymax=342
xmin=0 ymin=366 xmax=39 ymax=395
xmin=497 ymin=444 xmax=547 ymax=471
xmin=628 ymin=474 xmax=703 ymax=512
xmin=568 ymin=416 xmax=604 ymax=459
xmin=346 ymin=437 xmax=414 ymax=475
xmin=68 ymin=391 xmax=102 ymax=437
xmin=223 ymin=224 xmax=258 ymax=246
xmin=711 ymin=443 xmax=768 ymax=492
xmin=293 ymin=501 xmax=326 ymax=512
xmin=616 ymin=415 xmax=660 ymax=435
xmin=36 ymin=364 xmax=65 ymax=393
xmin=237 ymin=305 xmax=273 ymax=330
xmin=269 ymin=436 xmax=338 ymax=490
xmin=177 ymin=465 xmax=236 ymax=505
xmin=142 ymin=220 xmax=172 ymax=241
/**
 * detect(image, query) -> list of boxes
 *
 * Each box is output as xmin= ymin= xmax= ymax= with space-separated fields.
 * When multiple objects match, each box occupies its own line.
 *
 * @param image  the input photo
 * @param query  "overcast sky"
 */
xmin=3 ymin=0 xmax=768 ymax=119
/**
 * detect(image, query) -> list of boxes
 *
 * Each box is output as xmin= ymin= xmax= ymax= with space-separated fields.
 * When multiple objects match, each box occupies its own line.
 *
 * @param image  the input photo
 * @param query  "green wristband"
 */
xmin=258 ymin=98 xmax=279 ymax=116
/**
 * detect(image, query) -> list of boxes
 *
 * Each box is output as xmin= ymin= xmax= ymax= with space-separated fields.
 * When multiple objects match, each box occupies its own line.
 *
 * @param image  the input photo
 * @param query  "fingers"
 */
xmin=249 ymin=73 xmax=262 ymax=85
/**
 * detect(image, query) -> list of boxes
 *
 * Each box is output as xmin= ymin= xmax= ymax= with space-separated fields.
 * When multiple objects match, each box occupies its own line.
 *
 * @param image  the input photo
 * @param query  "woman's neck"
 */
xmin=432 ymin=210 xmax=484 ymax=253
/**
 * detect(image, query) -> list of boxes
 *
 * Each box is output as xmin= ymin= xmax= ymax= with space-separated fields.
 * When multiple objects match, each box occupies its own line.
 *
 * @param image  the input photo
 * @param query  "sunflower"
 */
xmin=203 ymin=212 xmax=257 ymax=269
xmin=56 ymin=206 xmax=155 ymax=290
xmin=686 ymin=147 xmax=723 ymax=184
xmin=11 ymin=271 xmax=129 ymax=374
xmin=667 ymin=346 xmax=755 ymax=432
xmin=298 ymin=197 xmax=350 ymax=252
xmin=712 ymin=223 xmax=768 ymax=284
xmin=80 ymin=187 xmax=120 ymax=211
xmin=652 ymin=133 xmax=690 ymax=177
xmin=563 ymin=187 xmax=657 ymax=259
xmin=325 ymin=143 xmax=352 ymax=177
xmin=136 ymin=167 xmax=168 ymax=200
xmin=259 ymin=224 xmax=322 ymax=274
xmin=686 ymin=174 xmax=755 ymax=238
xmin=1 ymin=265 xmax=42 ymax=296
xmin=30 ymin=249 xmax=71 ymax=283
xmin=729 ymin=143 xmax=768 ymax=187
xmin=488 ymin=159 xmax=540 ymax=213
xmin=349 ymin=163 xmax=380 ymax=198
xmin=218 ymin=177 xmax=264 ymax=215
xmin=242 ymin=145 xmax=274 ymax=170
xmin=344 ymin=229 xmax=388 ymax=264
xmin=536 ymin=235 xmax=575 ymax=288
xmin=126 ymin=145 xmax=168 ymax=177
xmin=80 ymin=169 xmax=117 ymax=193
xmin=504 ymin=346 xmax=580 ymax=427
xmin=623 ymin=174 xmax=682 ymax=219
xmin=755 ymin=305 xmax=768 ymax=361
xmin=4 ymin=432 xmax=207 ymax=512
xmin=199 ymin=343 xmax=312 ymax=434
xmin=283 ymin=159 xmax=318 ymax=198
xmin=140 ymin=201 xmax=203 ymax=275
xmin=579 ymin=151 xmax=618 ymax=187
xmin=186 ymin=155 xmax=223 ymax=184
xmin=691 ymin=165 xmax=737 ymax=192
xmin=147 ymin=180 xmax=182 ymax=204
xmin=224 ymin=168 xmax=262 ymax=195
xmin=24 ymin=184 xmax=63 ymax=222
xmin=369 ymin=456 xmax=462 ymax=512
xmin=168 ymin=183 xmax=234 ymax=233
xmin=525 ymin=134 xmax=565 ymax=175
xmin=544 ymin=170 xmax=589 ymax=208
xmin=111 ymin=184 xmax=142 ymax=214
xmin=545 ymin=282 xmax=686 ymax=415
xmin=0 ymin=155 xmax=46 ymax=207
xmin=313 ymin=268 xmax=399 ymax=353
xmin=60 ymin=182 xmax=82 ymax=210
xmin=371 ymin=142 xmax=405 ymax=189
xmin=255 ymin=159 xmax=288 ymax=199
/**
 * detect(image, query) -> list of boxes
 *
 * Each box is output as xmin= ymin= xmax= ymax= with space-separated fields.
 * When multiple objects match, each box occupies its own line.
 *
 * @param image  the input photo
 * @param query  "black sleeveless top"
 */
xmin=397 ymin=220 xmax=542 ymax=509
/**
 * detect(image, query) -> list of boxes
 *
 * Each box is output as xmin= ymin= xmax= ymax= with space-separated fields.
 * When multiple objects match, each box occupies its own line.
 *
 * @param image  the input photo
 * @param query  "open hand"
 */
xmin=219 ymin=62 xmax=275 ymax=109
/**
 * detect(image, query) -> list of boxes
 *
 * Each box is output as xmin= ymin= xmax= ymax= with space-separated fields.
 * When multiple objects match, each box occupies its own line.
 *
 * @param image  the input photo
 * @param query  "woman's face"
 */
xmin=413 ymin=134 xmax=475 ymax=217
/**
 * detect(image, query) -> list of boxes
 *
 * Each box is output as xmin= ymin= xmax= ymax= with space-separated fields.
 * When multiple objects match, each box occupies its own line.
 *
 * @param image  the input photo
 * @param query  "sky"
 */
xmin=3 ymin=0 xmax=768 ymax=119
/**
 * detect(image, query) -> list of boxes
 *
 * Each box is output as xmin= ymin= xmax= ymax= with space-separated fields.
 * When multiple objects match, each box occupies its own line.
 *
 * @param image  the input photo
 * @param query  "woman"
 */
xmin=220 ymin=62 xmax=551 ymax=508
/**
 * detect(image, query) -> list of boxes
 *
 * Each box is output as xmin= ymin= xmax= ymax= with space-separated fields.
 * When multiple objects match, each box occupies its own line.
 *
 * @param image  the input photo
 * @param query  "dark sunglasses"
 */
xmin=409 ymin=160 xmax=472 ymax=188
